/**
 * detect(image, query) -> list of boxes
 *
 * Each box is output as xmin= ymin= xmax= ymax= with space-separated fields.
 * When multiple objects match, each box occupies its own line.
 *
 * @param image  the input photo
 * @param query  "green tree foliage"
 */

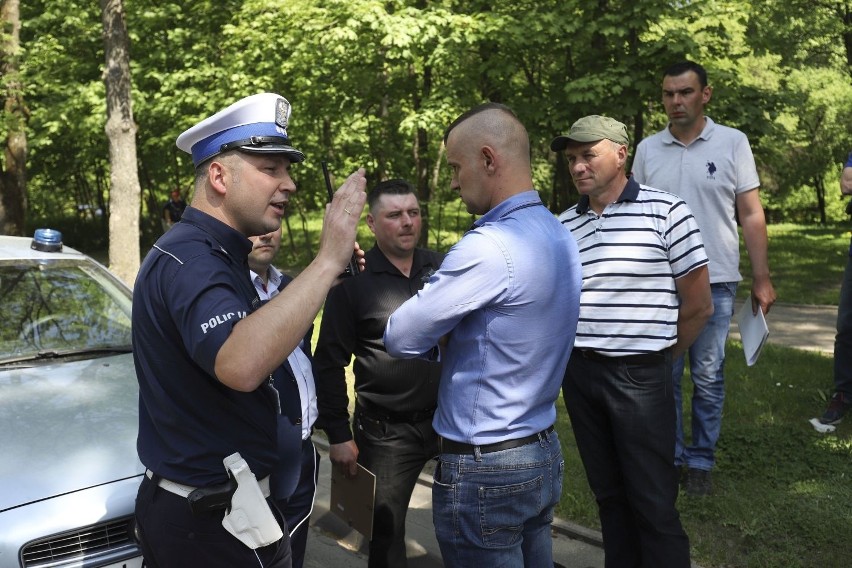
xmin=124 ymin=0 xmax=246 ymax=241
xmin=744 ymin=0 xmax=852 ymax=223
xmin=1 ymin=0 xmax=27 ymax=236
xmin=18 ymin=1 xmax=107 ymax=240
xmin=8 ymin=0 xmax=852 ymax=257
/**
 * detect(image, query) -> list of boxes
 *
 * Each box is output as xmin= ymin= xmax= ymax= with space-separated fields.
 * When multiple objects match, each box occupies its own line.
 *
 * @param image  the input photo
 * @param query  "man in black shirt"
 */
xmin=314 ymin=179 xmax=443 ymax=568
xmin=162 ymin=188 xmax=187 ymax=231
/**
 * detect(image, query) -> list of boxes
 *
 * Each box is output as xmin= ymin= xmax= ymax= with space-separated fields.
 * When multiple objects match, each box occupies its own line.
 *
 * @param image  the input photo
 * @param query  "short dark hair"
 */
xmin=368 ymin=178 xmax=417 ymax=211
xmin=443 ymin=102 xmax=518 ymax=144
xmin=663 ymin=60 xmax=708 ymax=88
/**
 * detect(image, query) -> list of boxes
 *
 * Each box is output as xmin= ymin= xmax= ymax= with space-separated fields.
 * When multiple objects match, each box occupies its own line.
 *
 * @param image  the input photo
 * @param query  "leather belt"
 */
xmin=440 ymin=425 xmax=555 ymax=455
xmin=356 ymin=398 xmax=437 ymax=424
xmin=145 ymin=469 xmax=271 ymax=498
xmin=573 ymin=348 xmax=668 ymax=366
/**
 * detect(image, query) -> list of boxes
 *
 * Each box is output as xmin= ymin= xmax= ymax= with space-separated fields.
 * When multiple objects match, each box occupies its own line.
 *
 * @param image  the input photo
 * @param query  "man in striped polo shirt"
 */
xmin=553 ymin=115 xmax=713 ymax=568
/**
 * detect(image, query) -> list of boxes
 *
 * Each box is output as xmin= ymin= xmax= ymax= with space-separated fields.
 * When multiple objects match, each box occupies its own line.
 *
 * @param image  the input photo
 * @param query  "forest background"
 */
xmin=1 ymin=0 xmax=851 ymax=284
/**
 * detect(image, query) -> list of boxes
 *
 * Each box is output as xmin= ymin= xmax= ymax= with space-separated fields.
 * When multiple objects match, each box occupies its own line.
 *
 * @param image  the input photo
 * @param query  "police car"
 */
xmin=0 ymin=230 xmax=143 ymax=568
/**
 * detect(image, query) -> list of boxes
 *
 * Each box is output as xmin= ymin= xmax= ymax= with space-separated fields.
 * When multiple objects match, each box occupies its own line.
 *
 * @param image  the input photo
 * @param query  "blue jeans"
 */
xmin=834 ymin=247 xmax=852 ymax=395
xmin=563 ymin=350 xmax=690 ymax=568
xmin=432 ymin=430 xmax=563 ymax=568
xmin=673 ymin=282 xmax=736 ymax=471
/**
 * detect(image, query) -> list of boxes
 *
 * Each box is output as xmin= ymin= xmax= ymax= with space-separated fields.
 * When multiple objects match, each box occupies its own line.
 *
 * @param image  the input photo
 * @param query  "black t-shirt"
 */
xmin=163 ymin=198 xmax=187 ymax=222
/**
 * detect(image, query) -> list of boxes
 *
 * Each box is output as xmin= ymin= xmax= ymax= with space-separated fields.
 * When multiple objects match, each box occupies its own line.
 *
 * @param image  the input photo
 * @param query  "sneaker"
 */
xmin=684 ymin=468 xmax=712 ymax=497
xmin=819 ymin=392 xmax=852 ymax=425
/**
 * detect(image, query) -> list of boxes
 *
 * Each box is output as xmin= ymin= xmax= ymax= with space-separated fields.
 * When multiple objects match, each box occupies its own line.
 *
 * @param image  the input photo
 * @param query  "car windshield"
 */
xmin=0 ymin=259 xmax=132 ymax=363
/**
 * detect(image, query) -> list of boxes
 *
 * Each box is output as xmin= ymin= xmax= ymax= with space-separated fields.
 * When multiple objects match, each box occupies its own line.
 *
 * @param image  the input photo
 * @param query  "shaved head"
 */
xmin=444 ymin=102 xmax=534 ymax=214
xmin=444 ymin=102 xmax=530 ymax=161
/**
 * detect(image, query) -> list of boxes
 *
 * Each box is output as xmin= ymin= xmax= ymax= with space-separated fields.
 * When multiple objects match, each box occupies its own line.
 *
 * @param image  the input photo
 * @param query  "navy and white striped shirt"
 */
xmin=558 ymin=177 xmax=708 ymax=356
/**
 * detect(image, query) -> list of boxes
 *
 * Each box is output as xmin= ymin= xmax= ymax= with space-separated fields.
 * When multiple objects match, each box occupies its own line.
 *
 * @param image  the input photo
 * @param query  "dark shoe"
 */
xmin=684 ymin=468 xmax=712 ymax=496
xmin=819 ymin=392 xmax=852 ymax=425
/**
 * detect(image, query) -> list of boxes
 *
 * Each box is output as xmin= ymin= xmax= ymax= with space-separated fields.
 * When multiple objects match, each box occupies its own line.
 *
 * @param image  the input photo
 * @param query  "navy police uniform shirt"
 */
xmin=133 ymin=207 xmax=283 ymax=487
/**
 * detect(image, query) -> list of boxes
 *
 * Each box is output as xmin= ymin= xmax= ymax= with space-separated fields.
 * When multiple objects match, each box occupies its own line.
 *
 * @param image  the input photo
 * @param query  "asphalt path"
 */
xmin=732 ymin=301 xmax=836 ymax=355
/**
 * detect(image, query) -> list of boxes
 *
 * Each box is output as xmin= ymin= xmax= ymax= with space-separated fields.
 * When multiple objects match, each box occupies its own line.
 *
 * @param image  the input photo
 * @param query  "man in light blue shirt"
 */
xmin=384 ymin=102 xmax=582 ymax=568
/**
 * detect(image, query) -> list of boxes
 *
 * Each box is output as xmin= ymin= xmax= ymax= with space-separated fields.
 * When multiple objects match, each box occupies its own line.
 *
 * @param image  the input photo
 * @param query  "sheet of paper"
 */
xmin=737 ymin=297 xmax=769 ymax=366
xmin=330 ymin=463 xmax=376 ymax=540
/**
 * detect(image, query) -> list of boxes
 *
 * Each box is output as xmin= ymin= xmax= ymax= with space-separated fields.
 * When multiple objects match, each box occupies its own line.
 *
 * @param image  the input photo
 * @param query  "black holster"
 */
xmin=187 ymin=478 xmax=238 ymax=514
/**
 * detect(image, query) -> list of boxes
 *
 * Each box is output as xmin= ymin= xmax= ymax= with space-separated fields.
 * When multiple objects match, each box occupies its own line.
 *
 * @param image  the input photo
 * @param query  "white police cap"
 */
xmin=176 ymin=93 xmax=306 ymax=167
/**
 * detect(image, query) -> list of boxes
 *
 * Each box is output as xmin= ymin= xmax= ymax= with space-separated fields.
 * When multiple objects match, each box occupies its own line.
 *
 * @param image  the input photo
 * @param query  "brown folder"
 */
xmin=330 ymin=463 xmax=376 ymax=540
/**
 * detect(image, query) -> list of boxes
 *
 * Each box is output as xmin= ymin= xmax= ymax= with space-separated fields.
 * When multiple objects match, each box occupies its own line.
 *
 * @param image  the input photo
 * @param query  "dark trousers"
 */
xmin=353 ymin=407 xmax=440 ymax=568
xmin=134 ymin=474 xmax=291 ymax=568
xmin=276 ymin=439 xmax=320 ymax=568
xmin=835 ymin=249 xmax=852 ymax=395
xmin=562 ymin=350 xmax=690 ymax=568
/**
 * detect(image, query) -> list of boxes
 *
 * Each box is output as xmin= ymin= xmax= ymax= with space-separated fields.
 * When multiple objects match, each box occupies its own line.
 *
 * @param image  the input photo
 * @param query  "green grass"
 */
xmin=739 ymin=223 xmax=850 ymax=306
xmin=555 ymin=341 xmax=852 ymax=568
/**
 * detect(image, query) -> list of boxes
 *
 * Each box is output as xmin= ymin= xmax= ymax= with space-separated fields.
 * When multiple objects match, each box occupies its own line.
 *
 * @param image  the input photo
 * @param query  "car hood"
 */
xmin=0 ymin=353 xmax=143 ymax=512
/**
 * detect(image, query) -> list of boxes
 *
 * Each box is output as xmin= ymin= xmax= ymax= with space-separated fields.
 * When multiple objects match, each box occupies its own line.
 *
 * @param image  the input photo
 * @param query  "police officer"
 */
xmin=132 ymin=93 xmax=366 ymax=568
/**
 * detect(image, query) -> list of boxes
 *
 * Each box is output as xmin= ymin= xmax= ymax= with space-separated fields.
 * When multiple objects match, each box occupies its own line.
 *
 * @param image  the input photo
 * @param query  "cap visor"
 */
xmin=238 ymin=145 xmax=306 ymax=163
xmin=550 ymin=136 xmax=570 ymax=152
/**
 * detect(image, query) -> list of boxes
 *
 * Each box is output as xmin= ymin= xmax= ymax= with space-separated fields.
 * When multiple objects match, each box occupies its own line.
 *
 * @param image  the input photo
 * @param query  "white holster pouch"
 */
xmin=221 ymin=452 xmax=283 ymax=549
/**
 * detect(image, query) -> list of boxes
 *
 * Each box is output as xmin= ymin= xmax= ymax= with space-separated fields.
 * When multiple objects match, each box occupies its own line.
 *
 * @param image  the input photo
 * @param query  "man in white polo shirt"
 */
xmin=554 ymin=115 xmax=712 ymax=567
xmin=632 ymin=61 xmax=777 ymax=496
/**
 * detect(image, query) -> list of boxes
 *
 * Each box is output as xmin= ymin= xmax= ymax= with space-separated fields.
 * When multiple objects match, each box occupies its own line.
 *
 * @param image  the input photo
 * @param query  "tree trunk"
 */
xmin=1 ymin=0 xmax=27 ymax=236
xmin=551 ymin=151 xmax=572 ymax=214
xmin=814 ymin=174 xmax=827 ymax=225
xmin=100 ymin=0 xmax=141 ymax=286
xmin=414 ymin=64 xmax=432 ymax=248
xmin=841 ymin=1 xmax=852 ymax=79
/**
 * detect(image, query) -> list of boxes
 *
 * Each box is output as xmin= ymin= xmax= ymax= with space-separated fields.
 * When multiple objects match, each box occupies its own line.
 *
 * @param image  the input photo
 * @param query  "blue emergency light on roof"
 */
xmin=31 ymin=228 xmax=63 ymax=252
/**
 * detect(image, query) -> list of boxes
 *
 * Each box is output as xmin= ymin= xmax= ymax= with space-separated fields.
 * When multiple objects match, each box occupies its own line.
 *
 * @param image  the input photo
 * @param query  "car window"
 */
xmin=0 ymin=259 xmax=132 ymax=360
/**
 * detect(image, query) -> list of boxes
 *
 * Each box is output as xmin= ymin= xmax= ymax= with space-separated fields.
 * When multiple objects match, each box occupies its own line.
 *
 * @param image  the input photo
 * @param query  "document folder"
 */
xmin=330 ymin=463 xmax=376 ymax=540
xmin=736 ymin=297 xmax=769 ymax=366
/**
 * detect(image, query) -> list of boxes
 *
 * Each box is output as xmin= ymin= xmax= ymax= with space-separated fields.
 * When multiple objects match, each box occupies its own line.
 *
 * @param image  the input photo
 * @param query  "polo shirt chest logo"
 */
xmin=705 ymin=161 xmax=717 ymax=180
